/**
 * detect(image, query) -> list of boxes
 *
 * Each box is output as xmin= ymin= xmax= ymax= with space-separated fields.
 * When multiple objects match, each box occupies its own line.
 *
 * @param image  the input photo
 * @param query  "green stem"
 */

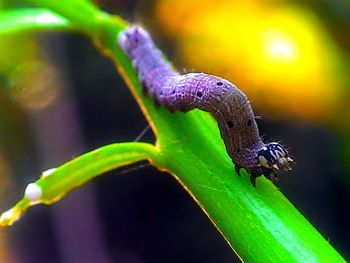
xmin=0 ymin=8 xmax=72 ymax=34
xmin=0 ymin=142 xmax=158 ymax=226
xmin=37 ymin=142 xmax=158 ymax=203
xmin=23 ymin=0 xmax=119 ymax=36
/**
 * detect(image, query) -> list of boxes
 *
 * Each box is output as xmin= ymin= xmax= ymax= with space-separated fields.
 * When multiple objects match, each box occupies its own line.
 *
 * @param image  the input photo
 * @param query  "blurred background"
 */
xmin=0 ymin=0 xmax=349 ymax=262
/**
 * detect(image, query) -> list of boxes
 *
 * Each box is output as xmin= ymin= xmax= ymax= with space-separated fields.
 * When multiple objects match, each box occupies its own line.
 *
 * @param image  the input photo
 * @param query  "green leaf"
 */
xmin=0 ymin=8 xmax=72 ymax=34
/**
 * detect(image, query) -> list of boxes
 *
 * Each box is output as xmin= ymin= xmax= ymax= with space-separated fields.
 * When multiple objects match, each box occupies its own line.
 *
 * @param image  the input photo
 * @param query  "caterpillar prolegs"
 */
xmin=118 ymin=26 xmax=293 ymax=186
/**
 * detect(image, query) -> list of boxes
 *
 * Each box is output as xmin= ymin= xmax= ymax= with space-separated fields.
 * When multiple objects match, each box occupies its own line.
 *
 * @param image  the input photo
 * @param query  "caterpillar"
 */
xmin=118 ymin=26 xmax=293 ymax=186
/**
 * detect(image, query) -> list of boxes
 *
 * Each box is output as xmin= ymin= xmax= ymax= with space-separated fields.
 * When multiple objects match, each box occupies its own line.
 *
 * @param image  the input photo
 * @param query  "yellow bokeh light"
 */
xmin=153 ymin=0 xmax=345 ymax=122
xmin=261 ymin=29 xmax=298 ymax=63
xmin=0 ymin=34 xmax=62 ymax=111
xmin=9 ymin=60 xmax=61 ymax=110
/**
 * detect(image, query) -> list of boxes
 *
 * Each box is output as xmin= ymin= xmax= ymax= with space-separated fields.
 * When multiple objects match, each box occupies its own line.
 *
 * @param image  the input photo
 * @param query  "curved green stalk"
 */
xmin=0 ymin=3 xmax=346 ymax=262
xmin=0 ymin=8 xmax=72 ymax=34
xmin=0 ymin=142 xmax=158 ymax=226
xmin=22 ymin=0 xmax=103 ymax=35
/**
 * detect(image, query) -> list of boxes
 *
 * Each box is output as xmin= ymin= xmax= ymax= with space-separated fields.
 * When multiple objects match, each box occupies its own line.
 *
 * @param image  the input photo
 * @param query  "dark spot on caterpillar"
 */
xmin=196 ymin=91 xmax=203 ymax=97
xmin=134 ymin=28 xmax=139 ymax=42
xmin=227 ymin=121 xmax=234 ymax=128
xmin=118 ymin=26 xmax=293 ymax=186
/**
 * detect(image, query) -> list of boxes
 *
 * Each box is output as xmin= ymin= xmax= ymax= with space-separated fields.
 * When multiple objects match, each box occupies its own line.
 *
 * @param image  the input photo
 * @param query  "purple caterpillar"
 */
xmin=118 ymin=26 xmax=293 ymax=186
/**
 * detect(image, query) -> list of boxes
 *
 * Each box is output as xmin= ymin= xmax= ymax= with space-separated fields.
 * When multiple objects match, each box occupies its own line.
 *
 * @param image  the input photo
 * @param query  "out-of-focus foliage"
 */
xmin=0 ymin=34 xmax=61 ymax=110
xmin=153 ymin=0 xmax=347 ymax=123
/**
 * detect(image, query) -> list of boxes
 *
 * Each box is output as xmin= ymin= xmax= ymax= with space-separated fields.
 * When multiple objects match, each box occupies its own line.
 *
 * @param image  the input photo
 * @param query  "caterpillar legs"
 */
xmin=141 ymin=81 xmax=148 ymax=95
xmin=235 ymin=165 xmax=242 ymax=176
xmin=140 ymin=81 xmax=161 ymax=108
xmin=250 ymin=173 xmax=259 ymax=187
xmin=234 ymin=164 xmax=276 ymax=187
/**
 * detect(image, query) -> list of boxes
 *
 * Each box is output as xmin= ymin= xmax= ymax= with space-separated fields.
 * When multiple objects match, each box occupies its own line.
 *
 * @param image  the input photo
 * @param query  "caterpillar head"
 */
xmin=257 ymin=142 xmax=293 ymax=171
